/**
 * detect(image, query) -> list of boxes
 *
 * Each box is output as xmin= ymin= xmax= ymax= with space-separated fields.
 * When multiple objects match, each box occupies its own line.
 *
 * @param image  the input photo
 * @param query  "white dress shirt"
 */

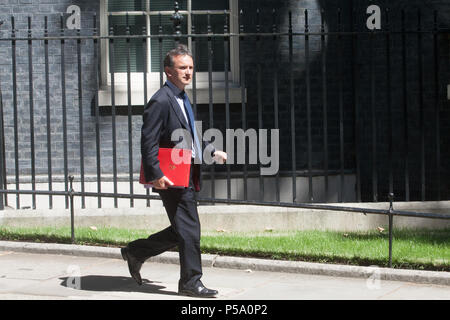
xmin=166 ymin=80 xmax=196 ymax=158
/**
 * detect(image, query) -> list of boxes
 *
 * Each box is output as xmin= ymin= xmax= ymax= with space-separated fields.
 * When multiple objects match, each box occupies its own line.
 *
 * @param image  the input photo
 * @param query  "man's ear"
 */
xmin=164 ymin=66 xmax=171 ymax=78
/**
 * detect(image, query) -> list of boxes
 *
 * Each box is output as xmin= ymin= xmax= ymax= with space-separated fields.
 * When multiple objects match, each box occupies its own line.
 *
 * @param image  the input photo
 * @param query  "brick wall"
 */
xmin=0 ymin=0 xmax=143 ymax=179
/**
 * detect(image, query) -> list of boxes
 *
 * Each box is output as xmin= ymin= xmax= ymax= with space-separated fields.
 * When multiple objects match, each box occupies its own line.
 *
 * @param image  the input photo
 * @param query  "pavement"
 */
xmin=0 ymin=240 xmax=449 ymax=301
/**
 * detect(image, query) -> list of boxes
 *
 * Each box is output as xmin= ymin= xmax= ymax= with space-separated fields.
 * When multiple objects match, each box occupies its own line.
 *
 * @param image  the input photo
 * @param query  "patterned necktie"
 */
xmin=181 ymin=92 xmax=202 ymax=163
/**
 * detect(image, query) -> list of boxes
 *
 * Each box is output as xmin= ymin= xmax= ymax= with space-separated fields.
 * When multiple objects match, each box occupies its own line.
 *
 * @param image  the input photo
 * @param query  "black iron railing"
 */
xmin=0 ymin=3 xmax=449 ymax=266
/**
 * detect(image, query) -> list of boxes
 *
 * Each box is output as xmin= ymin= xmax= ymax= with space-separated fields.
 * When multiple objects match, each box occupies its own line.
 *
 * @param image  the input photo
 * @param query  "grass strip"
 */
xmin=0 ymin=226 xmax=448 ymax=271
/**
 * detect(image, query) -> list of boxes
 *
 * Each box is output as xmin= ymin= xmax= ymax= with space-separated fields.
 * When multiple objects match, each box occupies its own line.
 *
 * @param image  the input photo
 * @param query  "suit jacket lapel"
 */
xmin=164 ymin=85 xmax=190 ymax=130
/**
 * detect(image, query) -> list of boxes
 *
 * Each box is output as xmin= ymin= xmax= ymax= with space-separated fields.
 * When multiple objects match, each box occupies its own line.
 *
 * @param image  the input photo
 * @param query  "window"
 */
xmin=99 ymin=0 xmax=242 ymax=106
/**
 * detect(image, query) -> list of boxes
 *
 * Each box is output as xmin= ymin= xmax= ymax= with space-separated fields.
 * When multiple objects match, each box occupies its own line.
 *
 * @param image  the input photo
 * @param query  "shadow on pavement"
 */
xmin=59 ymin=275 xmax=179 ymax=297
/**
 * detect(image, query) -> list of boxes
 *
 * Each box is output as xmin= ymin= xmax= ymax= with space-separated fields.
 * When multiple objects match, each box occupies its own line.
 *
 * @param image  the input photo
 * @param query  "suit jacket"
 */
xmin=141 ymin=82 xmax=213 ymax=192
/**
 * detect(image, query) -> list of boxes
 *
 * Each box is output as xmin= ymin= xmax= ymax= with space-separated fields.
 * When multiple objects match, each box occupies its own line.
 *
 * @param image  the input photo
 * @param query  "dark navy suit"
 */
xmin=128 ymin=81 xmax=212 ymax=289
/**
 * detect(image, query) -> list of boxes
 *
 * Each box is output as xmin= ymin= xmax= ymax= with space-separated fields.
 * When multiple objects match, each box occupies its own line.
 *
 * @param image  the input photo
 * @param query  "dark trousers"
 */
xmin=127 ymin=164 xmax=202 ymax=288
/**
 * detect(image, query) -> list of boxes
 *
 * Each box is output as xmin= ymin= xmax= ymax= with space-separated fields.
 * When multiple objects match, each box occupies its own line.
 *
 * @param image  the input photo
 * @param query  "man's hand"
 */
xmin=213 ymin=151 xmax=227 ymax=164
xmin=152 ymin=176 xmax=174 ymax=189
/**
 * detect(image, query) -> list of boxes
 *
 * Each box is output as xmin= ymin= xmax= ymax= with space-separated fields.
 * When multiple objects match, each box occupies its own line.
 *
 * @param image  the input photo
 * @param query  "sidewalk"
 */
xmin=0 ymin=243 xmax=450 ymax=300
xmin=1 ymin=240 xmax=449 ymax=288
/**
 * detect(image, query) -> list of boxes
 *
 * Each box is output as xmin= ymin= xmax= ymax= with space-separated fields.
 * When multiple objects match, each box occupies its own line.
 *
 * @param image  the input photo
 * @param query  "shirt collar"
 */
xmin=166 ymin=80 xmax=184 ymax=98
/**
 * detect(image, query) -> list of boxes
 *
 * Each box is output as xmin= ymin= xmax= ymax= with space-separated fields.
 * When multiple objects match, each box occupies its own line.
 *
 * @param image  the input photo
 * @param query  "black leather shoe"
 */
xmin=178 ymin=284 xmax=218 ymax=298
xmin=121 ymin=247 xmax=143 ymax=286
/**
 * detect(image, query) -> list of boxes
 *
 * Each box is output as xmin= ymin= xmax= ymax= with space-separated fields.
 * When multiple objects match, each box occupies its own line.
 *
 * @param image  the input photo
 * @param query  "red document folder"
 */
xmin=139 ymin=148 xmax=192 ymax=188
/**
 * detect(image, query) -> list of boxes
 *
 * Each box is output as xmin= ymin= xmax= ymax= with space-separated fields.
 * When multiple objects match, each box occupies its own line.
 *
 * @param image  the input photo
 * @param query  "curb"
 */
xmin=0 ymin=240 xmax=449 ymax=287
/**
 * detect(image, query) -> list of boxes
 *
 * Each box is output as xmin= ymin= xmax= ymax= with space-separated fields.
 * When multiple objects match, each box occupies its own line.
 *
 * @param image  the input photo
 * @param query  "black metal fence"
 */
xmin=0 ymin=5 xmax=449 ymax=264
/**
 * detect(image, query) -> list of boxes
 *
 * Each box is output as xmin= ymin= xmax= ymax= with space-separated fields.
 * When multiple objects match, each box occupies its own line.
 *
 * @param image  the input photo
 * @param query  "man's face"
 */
xmin=165 ymin=54 xmax=194 ymax=90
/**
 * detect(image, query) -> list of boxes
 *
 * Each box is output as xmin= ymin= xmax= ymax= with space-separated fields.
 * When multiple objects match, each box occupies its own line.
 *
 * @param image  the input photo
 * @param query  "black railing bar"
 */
xmin=321 ymin=9 xmax=329 ymax=203
xmin=0 ymin=189 xmax=70 ymax=197
xmin=224 ymin=13 xmax=231 ymax=201
xmin=191 ymin=13 xmax=197 ymax=116
xmin=207 ymin=13 xmax=215 ymax=200
xmin=385 ymin=209 xmax=450 ymax=220
xmin=433 ymin=10 xmax=441 ymax=201
xmin=195 ymin=197 xmax=450 ymax=220
xmin=27 ymin=17 xmax=36 ymax=209
xmin=401 ymin=10 xmax=410 ymax=201
xmin=157 ymin=10 xmax=230 ymax=15
xmin=106 ymin=10 xmax=231 ymax=16
xmin=1 ymin=29 xmax=448 ymax=41
xmin=11 ymin=16 xmax=20 ymax=209
xmin=0 ymin=188 xmax=449 ymax=220
xmin=386 ymin=9 xmax=393 ymax=196
xmin=1 ymin=168 xmax=357 ymax=184
xmin=44 ymin=16 xmax=53 ymax=209
xmin=93 ymin=14 xmax=102 ymax=208
xmin=76 ymin=191 xmax=160 ymax=201
xmin=201 ymin=169 xmax=357 ymax=179
xmin=76 ymin=28 xmax=85 ymax=209
xmin=144 ymin=18 xmax=151 ymax=208
xmin=171 ymin=1 xmax=181 ymax=44
xmin=337 ymin=9 xmax=344 ymax=203
xmin=126 ymin=15 xmax=134 ymax=208
xmin=417 ymin=10 xmax=426 ymax=201
xmin=158 ymin=12 xmax=163 ymax=88
xmin=108 ymin=17 xmax=118 ymax=208
xmin=2 ymin=174 xmax=147 ymax=183
xmin=272 ymin=8 xmax=280 ymax=204
xmin=239 ymin=9 xmax=248 ymax=201
xmin=60 ymin=15 xmax=69 ymax=209
xmin=350 ymin=9 xmax=361 ymax=202
xmin=0 ymin=188 xmax=159 ymax=200
xmin=289 ymin=11 xmax=296 ymax=203
xmin=0 ymin=190 xmax=164 ymax=204
xmin=305 ymin=9 xmax=313 ymax=202
xmin=0 ymin=52 xmax=4 ymax=210
xmin=370 ymin=28 xmax=378 ymax=202
xmin=0 ymin=189 xmax=162 ymax=205
xmin=0 ymin=188 xmax=448 ymax=220
xmin=256 ymin=10 xmax=264 ymax=202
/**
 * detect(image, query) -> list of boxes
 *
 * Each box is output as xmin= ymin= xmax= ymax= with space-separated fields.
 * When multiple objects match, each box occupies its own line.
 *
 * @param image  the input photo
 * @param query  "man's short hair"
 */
xmin=164 ymin=44 xmax=193 ymax=68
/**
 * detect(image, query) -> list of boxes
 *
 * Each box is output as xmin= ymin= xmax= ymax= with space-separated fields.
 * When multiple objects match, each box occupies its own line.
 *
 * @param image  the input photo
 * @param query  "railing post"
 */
xmin=44 ymin=16 xmax=53 ymax=210
xmin=108 ymin=14 xmax=118 ymax=209
xmin=27 ymin=16 xmax=36 ymax=210
xmin=69 ymin=176 xmax=75 ymax=244
xmin=171 ymin=1 xmax=183 ymax=46
xmin=288 ymin=11 xmax=296 ymax=203
xmin=0 ymin=40 xmax=4 ymax=210
xmin=60 ymin=14 xmax=69 ymax=209
xmin=388 ymin=193 xmax=394 ymax=268
xmin=0 ymin=19 xmax=6 ymax=210
xmin=239 ymin=9 xmax=248 ymax=201
xmin=433 ymin=10 xmax=441 ymax=201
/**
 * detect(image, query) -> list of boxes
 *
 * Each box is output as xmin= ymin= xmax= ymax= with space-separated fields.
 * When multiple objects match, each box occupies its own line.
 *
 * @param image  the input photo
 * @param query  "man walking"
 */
xmin=121 ymin=45 xmax=227 ymax=298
